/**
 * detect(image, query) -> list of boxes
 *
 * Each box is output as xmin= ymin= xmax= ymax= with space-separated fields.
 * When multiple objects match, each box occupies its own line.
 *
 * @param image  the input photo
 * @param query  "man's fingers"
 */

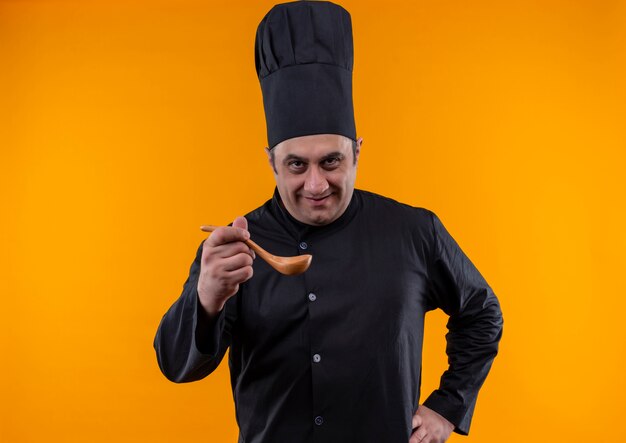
xmin=207 ymin=225 xmax=250 ymax=246
xmin=412 ymin=413 xmax=423 ymax=429
xmin=221 ymin=252 xmax=254 ymax=272
xmin=205 ymin=255 xmax=253 ymax=294
xmin=208 ymin=242 xmax=255 ymax=260
xmin=207 ymin=216 xmax=249 ymax=246
xmin=226 ymin=265 xmax=254 ymax=284
xmin=409 ymin=405 xmax=453 ymax=443
xmin=409 ymin=427 xmax=427 ymax=443
xmin=232 ymin=216 xmax=248 ymax=231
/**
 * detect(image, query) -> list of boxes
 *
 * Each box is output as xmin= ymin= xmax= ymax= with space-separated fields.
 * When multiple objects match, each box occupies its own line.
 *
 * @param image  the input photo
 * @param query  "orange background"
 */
xmin=1 ymin=0 xmax=625 ymax=441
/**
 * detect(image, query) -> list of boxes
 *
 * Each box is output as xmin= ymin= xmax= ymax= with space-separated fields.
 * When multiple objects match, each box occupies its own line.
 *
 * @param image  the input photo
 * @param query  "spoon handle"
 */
xmin=199 ymin=225 xmax=275 ymax=266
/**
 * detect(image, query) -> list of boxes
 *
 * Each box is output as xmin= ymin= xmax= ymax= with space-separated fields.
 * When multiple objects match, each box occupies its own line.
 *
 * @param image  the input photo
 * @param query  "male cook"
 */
xmin=154 ymin=2 xmax=503 ymax=443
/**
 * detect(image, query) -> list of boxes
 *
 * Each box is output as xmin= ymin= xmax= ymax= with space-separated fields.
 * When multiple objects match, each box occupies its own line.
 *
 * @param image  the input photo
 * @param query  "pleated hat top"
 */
xmin=255 ymin=1 xmax=356 ymax=149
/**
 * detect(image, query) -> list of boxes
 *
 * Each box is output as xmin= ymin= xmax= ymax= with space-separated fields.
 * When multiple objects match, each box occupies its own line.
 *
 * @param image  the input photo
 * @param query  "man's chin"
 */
xmin=302 ymin=209 xmax=338 ymax=226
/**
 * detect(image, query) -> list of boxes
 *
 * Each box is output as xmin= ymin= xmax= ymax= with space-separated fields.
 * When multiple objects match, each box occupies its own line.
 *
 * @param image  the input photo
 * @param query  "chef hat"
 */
xmin=255 ymin=1 xmax=356 ymax=149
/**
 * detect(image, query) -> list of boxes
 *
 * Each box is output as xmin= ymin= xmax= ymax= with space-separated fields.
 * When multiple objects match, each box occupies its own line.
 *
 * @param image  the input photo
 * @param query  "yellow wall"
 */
xmin=1 ymin=1 xmax=625 ymax=441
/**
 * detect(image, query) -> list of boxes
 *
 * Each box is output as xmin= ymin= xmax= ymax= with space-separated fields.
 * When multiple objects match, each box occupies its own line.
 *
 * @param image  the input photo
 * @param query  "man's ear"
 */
xmin=355 ymin=137 xmax=363 ymax=165
xmin=265 ymin=147 xmax=277 ymax=174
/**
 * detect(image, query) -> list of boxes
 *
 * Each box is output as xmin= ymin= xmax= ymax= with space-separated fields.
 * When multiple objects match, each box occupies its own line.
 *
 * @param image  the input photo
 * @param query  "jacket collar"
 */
xmin=269 ymin=187 xmax=361 ymax=241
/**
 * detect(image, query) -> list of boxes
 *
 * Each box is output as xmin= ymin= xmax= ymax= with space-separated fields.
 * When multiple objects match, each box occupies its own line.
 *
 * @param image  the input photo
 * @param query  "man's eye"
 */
xmin=323 ymin=157 xmax=340 ymax=167
xmin=288 ymin=160 xmax=306 ymax=171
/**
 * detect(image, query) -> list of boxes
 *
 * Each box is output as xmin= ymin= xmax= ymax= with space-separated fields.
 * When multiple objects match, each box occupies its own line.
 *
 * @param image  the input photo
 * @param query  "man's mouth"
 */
xmin=303 ymin=194 xmax=332 ymax=204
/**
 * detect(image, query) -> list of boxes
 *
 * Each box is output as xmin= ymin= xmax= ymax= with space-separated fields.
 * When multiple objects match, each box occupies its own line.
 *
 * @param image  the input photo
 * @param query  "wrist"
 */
xmin=197 ymin=289 xmax=225 ymax=319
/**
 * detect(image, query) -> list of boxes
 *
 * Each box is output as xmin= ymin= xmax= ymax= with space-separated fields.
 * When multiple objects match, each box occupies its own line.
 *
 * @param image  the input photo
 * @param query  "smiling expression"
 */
xmin=267 ymin=134 xmax=361 ymax=226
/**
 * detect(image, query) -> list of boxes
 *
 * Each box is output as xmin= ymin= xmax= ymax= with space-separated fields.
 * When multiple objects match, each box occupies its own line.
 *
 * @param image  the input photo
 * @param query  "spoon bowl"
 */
xmin=200 ymin=225 xmax=312 ymax=276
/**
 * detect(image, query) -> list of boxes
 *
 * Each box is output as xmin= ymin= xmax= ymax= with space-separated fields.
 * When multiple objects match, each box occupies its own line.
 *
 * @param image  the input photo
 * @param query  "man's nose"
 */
xmin=304 ymin=166 xmax=329 ymax=195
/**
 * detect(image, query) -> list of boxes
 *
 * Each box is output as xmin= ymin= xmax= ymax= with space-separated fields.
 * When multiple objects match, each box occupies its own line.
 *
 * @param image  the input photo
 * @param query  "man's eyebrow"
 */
xmin=282 ymin=151 xmax=345 ymax=165
xmin=283 ymin=154 xmax=307 ymax=164
xmin=320 ymin=151 xmax=345 ymax=161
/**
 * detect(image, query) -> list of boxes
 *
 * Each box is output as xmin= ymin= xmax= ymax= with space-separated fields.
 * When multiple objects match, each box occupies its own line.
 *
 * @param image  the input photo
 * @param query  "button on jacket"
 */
xmin=154 ymin=189 xmax=503 ymax=443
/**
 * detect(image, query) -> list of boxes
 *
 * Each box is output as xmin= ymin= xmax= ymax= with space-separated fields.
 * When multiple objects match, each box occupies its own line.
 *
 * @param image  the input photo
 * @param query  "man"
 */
xmin=154 ymin=2 xmax=503 ymax=443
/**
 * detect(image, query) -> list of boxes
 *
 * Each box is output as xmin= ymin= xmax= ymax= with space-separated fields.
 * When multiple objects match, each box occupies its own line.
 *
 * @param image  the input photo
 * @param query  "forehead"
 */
xmin=273 ymin=134 xmax=351 ymax=159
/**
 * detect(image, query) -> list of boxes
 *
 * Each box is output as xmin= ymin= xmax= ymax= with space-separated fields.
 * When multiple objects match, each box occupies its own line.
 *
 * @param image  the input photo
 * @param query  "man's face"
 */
xmin=267 ymin=134 xmax=361 ymax=226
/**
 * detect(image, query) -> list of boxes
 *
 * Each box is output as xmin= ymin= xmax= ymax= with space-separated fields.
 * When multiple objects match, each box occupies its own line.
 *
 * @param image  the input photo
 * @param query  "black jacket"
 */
xmin=154 ymin=189 xmax=503 ymax=442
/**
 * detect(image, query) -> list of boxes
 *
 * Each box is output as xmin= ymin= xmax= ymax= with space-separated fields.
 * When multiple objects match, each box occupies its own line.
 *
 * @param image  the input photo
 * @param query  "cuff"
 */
xmin=193 ymin=290 xmax=226 ymax=357
xmin=423 ymin=390 xmax=473 ymax=436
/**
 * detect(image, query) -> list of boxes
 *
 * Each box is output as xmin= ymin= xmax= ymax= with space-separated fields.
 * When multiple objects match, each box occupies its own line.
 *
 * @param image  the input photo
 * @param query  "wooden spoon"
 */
xmin=200 ymin=225 xmax=312 ymax=276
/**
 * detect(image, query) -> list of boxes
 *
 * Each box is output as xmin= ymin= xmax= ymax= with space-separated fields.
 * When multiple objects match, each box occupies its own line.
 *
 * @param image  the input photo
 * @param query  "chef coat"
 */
xmin=154 ymin=188 xmax=503 ymax=442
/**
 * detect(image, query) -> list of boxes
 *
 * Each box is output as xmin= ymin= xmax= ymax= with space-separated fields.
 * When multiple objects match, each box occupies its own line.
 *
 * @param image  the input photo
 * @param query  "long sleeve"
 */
xmin=153 ymin=241 xmax=237 ymax=383
xmin=422 ymin=211 xmax=504 ymax=435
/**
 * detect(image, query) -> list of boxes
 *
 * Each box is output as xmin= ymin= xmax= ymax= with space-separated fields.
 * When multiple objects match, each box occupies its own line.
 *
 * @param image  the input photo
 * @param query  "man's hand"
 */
xmin=409 ymin=405 xmax=455 ymax=443
xmin=197 ymin=216 xmax=254 ymax=317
